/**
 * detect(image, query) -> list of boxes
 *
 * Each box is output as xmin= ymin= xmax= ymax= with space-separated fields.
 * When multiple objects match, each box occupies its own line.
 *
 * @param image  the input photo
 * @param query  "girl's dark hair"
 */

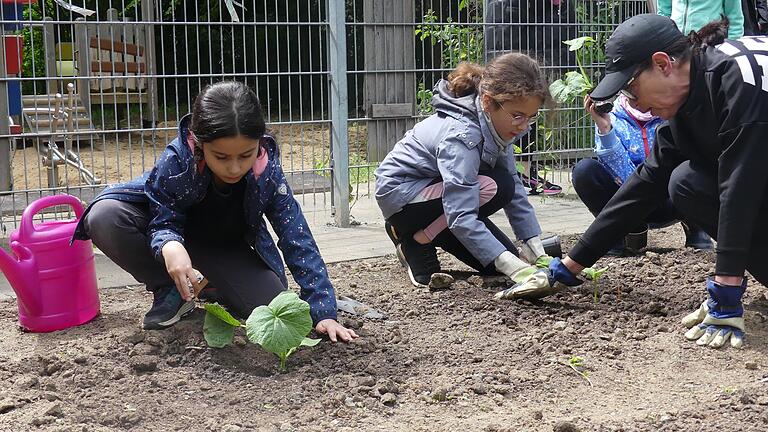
xmin=447 ymin=52 xmax=553 ymax=107
xmin=190 ymin=81 xmax=265 ymax=143
xmin=637 ymin=17 xmax=729 ymax=71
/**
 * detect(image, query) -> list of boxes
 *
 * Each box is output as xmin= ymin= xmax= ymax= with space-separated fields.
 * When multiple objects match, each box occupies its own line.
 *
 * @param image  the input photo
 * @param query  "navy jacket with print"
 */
xmin=73 ymin=115 xmax=337 ymax=324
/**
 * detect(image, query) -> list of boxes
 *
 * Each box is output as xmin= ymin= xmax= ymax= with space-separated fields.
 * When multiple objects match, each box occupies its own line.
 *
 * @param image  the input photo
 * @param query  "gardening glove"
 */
xmin=520 ymin=236 xmax=547 ymax=264
xmin=494 ymin=251 xmax=538 ymax=283
xmin=682 ymin=278 xmax=746 ymax=349
xmin=494 ymin=257 xmax=583 ymax=300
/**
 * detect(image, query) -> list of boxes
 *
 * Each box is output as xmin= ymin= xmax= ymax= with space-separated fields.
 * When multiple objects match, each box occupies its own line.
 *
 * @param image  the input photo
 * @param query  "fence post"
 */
xmin=328 ymin=0 xmax=350 ymax=227
xmin=0 ymin=37 xmax=12 ymax=192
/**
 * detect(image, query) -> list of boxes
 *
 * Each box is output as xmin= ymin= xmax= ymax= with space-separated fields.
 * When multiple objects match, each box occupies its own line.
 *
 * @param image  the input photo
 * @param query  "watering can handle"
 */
xmin=19 ymin=194 xmax=85 ymax=238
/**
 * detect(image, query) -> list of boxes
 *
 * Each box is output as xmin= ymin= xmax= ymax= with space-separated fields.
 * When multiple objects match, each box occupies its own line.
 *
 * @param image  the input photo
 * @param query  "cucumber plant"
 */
xmin=203 ymin=291 xmax=320 ymax=372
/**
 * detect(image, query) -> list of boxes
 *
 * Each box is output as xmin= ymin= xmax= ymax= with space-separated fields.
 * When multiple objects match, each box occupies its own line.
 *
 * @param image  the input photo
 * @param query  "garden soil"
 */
xmin=2 ymin=228 xmax=768 ymax=431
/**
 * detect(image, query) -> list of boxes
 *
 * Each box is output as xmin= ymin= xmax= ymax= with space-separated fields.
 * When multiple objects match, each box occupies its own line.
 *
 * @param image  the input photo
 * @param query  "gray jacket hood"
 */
xmin=431 ymin=79 xmax=479 ymax=121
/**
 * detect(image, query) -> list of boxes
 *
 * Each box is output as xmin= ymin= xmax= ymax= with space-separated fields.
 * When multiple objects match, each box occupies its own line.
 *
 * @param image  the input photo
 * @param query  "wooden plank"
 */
xmin=90 ymin=61 xmax=146 ymax=74
xmin=370 ymin=103 xmax=413 ymax=119
xmin=89 ymin=37 xmax=145 ymax=57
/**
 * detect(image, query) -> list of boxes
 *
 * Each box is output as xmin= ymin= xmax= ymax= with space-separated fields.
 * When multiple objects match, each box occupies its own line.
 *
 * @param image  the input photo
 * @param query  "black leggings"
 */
xmin=83 ymin=199 xmax=285 ymax=319
xmin=387 ymin=165 xmax=518 ymax=275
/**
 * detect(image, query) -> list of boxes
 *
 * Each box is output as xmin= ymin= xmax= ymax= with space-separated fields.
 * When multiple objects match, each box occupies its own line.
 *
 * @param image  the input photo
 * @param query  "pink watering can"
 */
xmin=0 ymin=194 xmax=100 ymax=332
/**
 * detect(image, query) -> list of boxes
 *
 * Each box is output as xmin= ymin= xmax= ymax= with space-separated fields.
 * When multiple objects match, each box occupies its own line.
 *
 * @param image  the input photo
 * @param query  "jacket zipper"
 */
xmin=682 ymin=0 xmax=689 ymax=34
xmin=627 ymin=115 xmax=651 ymax=157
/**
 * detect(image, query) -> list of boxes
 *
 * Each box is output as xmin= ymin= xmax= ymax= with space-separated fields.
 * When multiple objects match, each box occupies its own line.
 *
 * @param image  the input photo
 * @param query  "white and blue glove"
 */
xmin=495 ymin=257 xmax=583 ymax=300
xmin=682 ymin=278 xmax=746 ymax=349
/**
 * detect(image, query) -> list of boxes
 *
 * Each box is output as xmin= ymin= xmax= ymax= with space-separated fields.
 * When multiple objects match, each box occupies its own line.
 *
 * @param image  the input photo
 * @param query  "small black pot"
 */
xmin=542 ymin=235 xmax=563 ymax=258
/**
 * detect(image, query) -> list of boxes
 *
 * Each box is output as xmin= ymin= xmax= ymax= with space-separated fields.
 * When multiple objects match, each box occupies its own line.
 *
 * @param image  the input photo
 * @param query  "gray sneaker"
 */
xmin=143 ymin=286 xmax=195 ymax=330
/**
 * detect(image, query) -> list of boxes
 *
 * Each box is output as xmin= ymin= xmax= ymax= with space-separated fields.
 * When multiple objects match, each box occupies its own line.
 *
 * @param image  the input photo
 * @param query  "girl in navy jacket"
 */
xmin=74 ymin=81 xmax=357 ymax=342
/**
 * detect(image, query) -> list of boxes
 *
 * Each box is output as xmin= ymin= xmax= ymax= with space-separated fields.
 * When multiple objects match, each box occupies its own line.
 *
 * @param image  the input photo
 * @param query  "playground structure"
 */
xmin=1 ymin=1 xmax=158 ymax=192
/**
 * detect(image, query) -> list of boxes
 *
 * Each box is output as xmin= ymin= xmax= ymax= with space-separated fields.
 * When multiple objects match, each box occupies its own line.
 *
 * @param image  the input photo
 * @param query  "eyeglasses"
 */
xmin=619 ymin=68 xmax=642 ymax=101
xmin=496 ymin=101 xmax=539 ymax=125
xmin=620 ymin=56 xmax=675 ymax=101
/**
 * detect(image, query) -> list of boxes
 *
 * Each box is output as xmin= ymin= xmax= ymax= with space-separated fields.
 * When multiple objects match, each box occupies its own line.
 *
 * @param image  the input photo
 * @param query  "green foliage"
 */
xmin=549 ymin=36 xmax=597 ymax=105
xmin=415 ymin=2 xmax=484 ymax=70
xmin=245 ymin=292 xmax=320 ymax=372
xmin=416 ymin=82 xmax=434 ymax=116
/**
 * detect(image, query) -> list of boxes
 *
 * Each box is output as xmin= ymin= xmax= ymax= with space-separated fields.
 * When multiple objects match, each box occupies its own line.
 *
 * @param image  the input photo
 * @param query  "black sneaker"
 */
xmin=385 ymin=221 xmax=407 ymax=267
xmin=681 ymin=222 xmax=714 ymax=250
xmin=399 ymin=237 xmax=441 ymax=288
xmin=143 ymin=286 xmax=195 ymax=330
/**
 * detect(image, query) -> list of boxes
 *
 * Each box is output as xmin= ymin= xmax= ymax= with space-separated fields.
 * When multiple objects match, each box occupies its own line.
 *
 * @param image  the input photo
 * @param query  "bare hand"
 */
xmin=315 ymin=319 xmax=359 ymax=343
xmin=161 ymin=240 xmax=201 ymax=301
xmin=584 ymin=94 xmax=612 ymax=134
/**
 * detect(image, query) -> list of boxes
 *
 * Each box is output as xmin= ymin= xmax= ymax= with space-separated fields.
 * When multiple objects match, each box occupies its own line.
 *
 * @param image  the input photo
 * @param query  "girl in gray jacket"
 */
xmin=374 ymin=53 xmax=551 ymax=288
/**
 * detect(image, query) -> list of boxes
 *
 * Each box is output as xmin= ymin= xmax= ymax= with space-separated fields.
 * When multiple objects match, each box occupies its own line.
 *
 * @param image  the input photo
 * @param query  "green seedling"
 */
xmin=582 ymin=266 xmax=609 ymax=303
xmin=566 ymin=355 xmax=593 ymax=386
xmin=203 ymin=292 xmax=321 ymax=372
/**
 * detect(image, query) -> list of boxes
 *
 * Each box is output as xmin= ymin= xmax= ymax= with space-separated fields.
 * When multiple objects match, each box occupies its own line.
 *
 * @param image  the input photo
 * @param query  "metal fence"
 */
xmin=0 ymin=0 xmax=649 ymax=233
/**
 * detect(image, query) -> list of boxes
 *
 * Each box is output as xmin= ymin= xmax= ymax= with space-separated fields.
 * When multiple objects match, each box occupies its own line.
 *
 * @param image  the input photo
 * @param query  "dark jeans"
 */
xmin=83 ymin=199 xmax=285 ymax=319
xmin=669 ymin=161 xmax=768 ymax=285
xmin=387 ymin=164 xmax=518 ymax=275
xmin=572 ymin=158 xmax=680 ymax=232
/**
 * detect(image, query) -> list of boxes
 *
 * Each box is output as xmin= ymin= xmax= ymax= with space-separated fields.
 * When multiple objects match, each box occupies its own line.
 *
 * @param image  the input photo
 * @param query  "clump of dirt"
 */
xmin=1 ymin=231 xmax=768 ymax=431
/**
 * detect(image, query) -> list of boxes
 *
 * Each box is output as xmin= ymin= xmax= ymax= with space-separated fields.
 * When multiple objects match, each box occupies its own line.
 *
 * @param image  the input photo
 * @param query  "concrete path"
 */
xmin=0 ymin=192 xmax=594 ymax=300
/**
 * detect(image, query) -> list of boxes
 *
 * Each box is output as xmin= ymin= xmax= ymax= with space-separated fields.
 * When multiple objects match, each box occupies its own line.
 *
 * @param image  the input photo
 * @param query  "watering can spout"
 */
xmin=0 ymin=241 xmax=40 ymax=316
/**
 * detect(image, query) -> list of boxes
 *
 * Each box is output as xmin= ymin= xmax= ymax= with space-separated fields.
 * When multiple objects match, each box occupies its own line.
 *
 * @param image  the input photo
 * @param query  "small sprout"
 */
xmin=582 ymin=266 xmax=609 ymax=303
xmin=564 ymin=356 xmax=592 ymax=386
xmin=724 ymin=386 xmax=738 ymax=395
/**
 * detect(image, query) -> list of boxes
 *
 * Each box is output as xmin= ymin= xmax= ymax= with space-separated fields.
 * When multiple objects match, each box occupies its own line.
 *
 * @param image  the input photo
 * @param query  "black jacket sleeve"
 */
xmin=568 ymin=125 xmax=685 ymax=267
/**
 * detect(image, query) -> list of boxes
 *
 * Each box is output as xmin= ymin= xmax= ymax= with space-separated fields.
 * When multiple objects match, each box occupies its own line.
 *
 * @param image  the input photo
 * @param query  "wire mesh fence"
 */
xmin=0 ymin=0 xmax=649 ymax=236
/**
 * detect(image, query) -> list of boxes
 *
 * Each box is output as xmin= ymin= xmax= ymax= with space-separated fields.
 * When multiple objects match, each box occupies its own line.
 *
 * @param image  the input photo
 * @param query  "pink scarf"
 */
xmin=618 ymin=94 xmax=656 ymax=123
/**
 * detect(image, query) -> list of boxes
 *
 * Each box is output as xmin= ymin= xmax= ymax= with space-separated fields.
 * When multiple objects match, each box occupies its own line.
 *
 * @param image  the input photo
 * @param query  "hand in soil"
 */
xmin=495 ymin=257 xmax=583 ymax=300
xmin=315 ymin=318 xmax=359 ymax=343
xmin=682 ymin=278 xmax=746 ymax=349
xmin=161 ymin=241 xmax=202 ymax=301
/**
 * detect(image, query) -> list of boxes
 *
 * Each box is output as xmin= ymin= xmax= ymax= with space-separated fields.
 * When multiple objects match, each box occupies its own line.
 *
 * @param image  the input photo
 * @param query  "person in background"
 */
xmin=484 ymin=0 xmax=575 ymax=195
xmin=658 ymin=0 xmax=744 ymax=39
xmin=572 ymin=93 xmax=713 ymax=255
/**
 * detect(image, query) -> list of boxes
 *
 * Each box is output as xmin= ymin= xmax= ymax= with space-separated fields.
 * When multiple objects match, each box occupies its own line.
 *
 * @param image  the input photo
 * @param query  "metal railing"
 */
xmin=0 ymin=0 xmax=648 ymax=233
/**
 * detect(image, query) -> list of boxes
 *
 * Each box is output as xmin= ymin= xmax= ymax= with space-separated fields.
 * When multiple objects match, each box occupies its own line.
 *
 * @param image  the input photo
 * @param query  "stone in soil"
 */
xmin=429 ymin=273 xmax=455 ymax=290
xmin=553 ymin=420 xmax=581 ymax=432
xmin=129 ymin=356 xmax=158 ymax=373
xmin=0 ymin=399 xmax=17 ymax=414
xmin=380 ymin=393 xmax=397 ymax=406
xmin=745 ymin=361 xmax=758 ymax=370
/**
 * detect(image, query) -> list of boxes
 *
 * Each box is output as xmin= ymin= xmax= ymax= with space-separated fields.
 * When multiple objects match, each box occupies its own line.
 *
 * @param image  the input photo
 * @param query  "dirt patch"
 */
xmin=1 ymin=230 xmax=768 ymax=431
xmin=10 ymin=123 xmax=369 ymax=190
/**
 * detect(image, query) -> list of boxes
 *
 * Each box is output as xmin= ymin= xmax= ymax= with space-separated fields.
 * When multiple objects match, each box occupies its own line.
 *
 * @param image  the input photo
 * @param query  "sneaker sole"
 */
xmin=143 ymin=301 xmax=196 ymax=330
xmin=394 ymin=244 xmax=407 ymax=268
xmin=406 ymin=265 xmax=430 ymax=289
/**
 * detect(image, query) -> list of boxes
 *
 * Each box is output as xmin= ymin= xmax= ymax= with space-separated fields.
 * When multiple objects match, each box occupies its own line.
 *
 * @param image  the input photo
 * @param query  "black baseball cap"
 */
xmin=590 ymin=14 xmax=684 ymax=101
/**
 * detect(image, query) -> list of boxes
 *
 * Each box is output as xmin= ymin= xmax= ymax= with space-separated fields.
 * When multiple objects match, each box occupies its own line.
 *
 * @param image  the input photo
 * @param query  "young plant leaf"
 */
xmin=582 ymin=266 xmax=609 ymax=282
xmin=203 ymin=311 xmax=236 ymax=348
xmin=563 ymin=36 xmax=594 ymax=51
xmin=245 ymin=291 xmax=314 ymax=358
xmin=301 ymin=337 xmax=321 ymax=347
xmin=204 ymin=303 xmax=242 ymax=327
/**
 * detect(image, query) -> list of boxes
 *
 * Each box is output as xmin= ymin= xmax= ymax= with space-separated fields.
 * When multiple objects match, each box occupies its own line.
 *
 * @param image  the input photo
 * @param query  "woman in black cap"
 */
xmin=499 ymin=14 xmax=768 ymax=350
